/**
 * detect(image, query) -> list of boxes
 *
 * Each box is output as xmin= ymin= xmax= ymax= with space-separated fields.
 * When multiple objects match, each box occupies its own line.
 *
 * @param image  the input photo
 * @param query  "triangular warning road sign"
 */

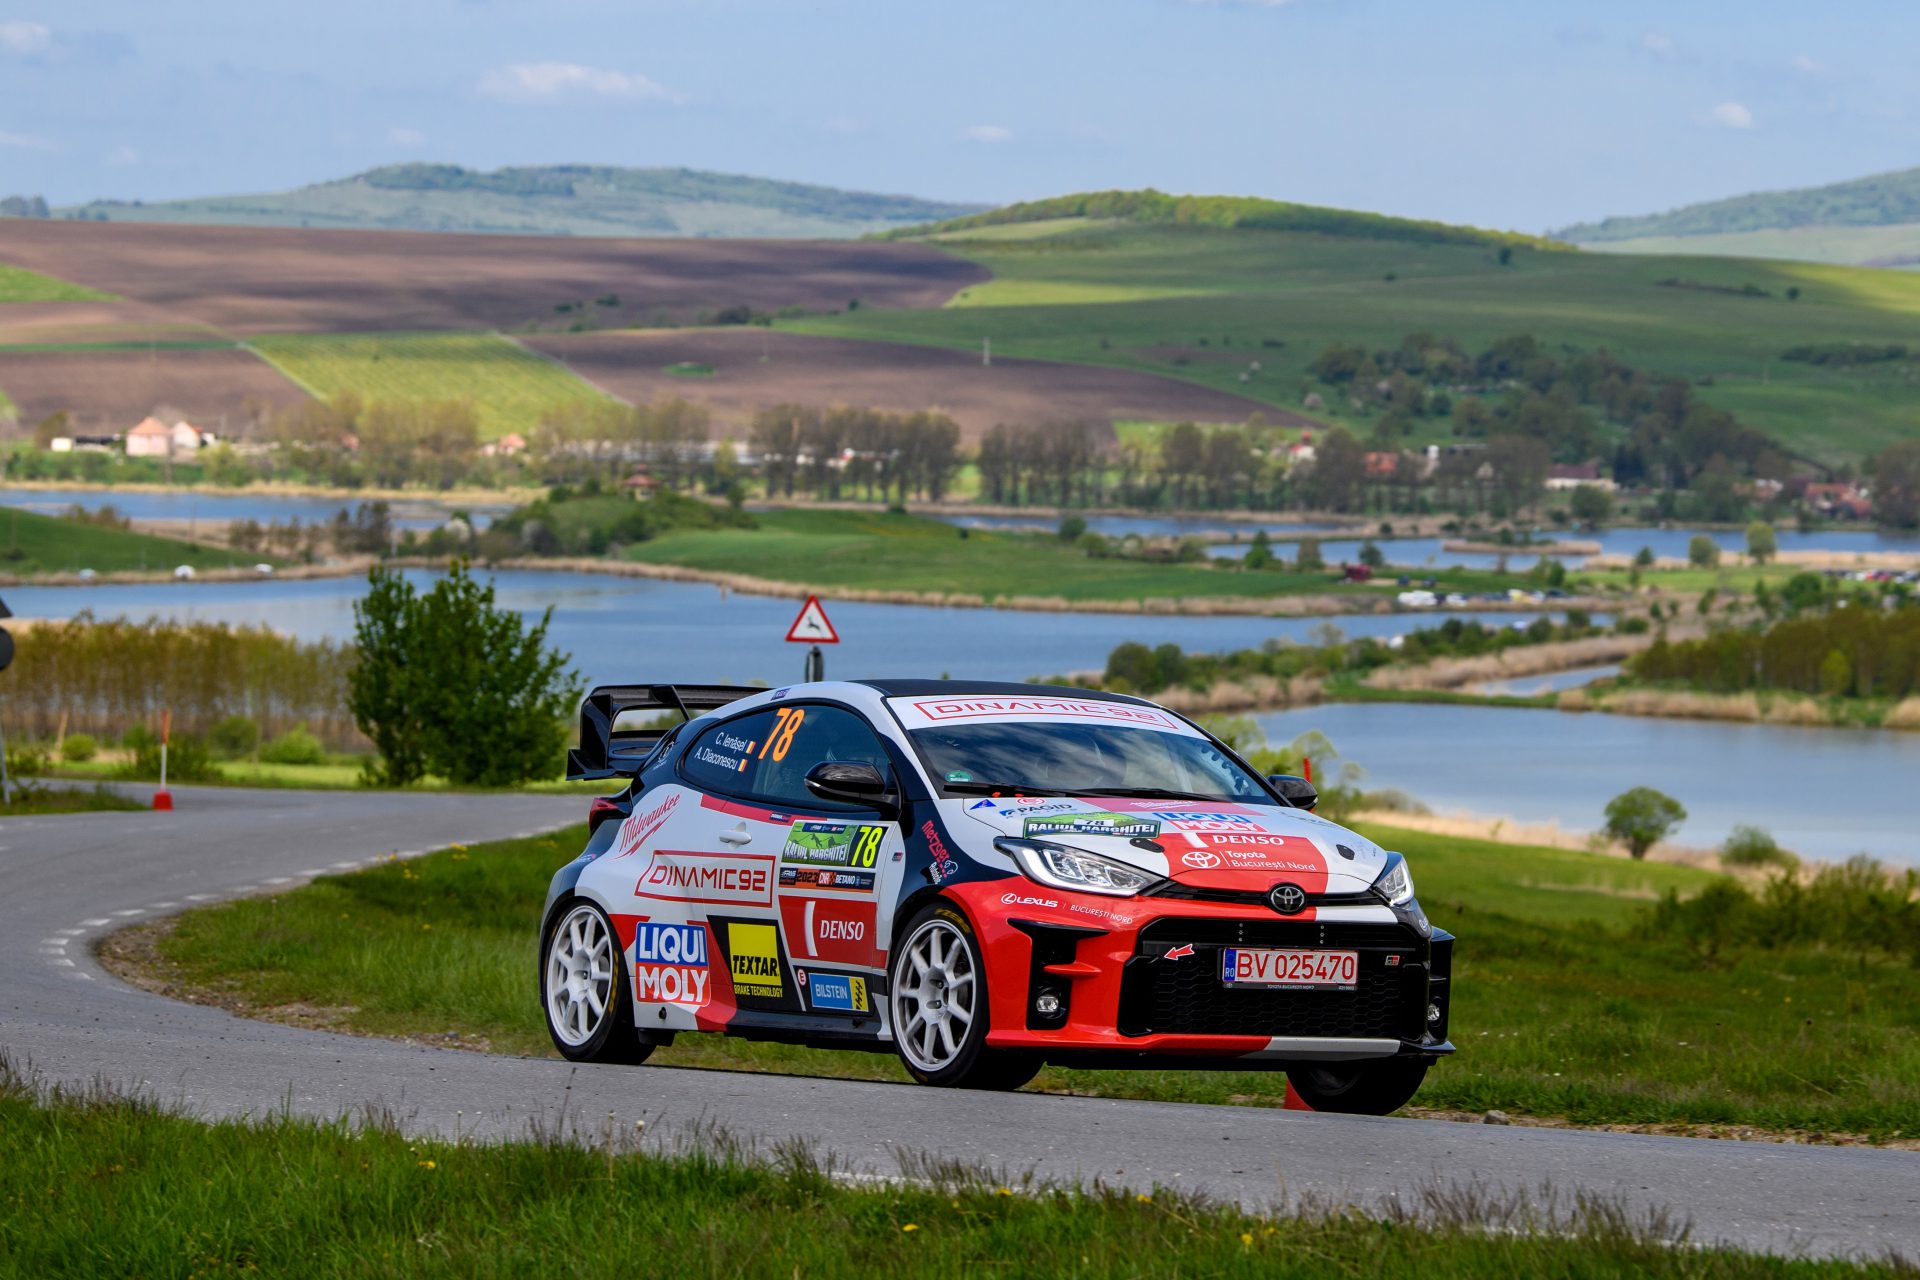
xmin=785 ymin=595 xmax=840 ymax=644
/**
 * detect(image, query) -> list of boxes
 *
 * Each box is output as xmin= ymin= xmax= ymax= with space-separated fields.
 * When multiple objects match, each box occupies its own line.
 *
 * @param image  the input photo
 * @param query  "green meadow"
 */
xmin=0 ymin=506 xmax=270 ymax=576
xmin=787 ymin=219 xmax=1920 ymax=465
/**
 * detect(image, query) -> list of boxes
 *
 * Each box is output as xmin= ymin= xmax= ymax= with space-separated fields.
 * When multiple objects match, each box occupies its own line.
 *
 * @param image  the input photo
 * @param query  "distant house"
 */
xmin=1544 ymin=461 xmax=1616 ymax=493
xmin=125 ymin=416 xmax=213 ymax=458
xmin=1362 ymin=451 xmax=1399 ymax=478
xmin=1804 ymin=482 xmax=1873 ymax=520
xmin=622 ymin=468 xmax=660 ymax=498
xmin=49 ymin=436 xmax=74 ymax=453
xmin=1286 ymin=429 xmax=1317 ymax=466
xmin=125 ymin=416 xmax=173 ymax=457
xmin=481 ymin=432 xmax=527 ymax=459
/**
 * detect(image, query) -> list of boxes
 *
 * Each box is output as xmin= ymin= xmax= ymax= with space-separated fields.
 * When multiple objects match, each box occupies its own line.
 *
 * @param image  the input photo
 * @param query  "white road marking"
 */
xmin=232 ymin=885 xmax=257 ymax=893
xmin=297 ymin=869 xmax=326 ymax=877
xmin=56 ymin=928 xmax=86 ymax=936
xmin=48 ymin=957 xmax=74 ymax=967
xmin=263 ymin=878 xmax=292 ymax=885
xmin=330 ymin=861 xmax=360 ymax=869
xmin=149 ymin=901 xmax=179 ymax=909
xmin=186 ymin=894 xmax=214 ymax=902
xmin=111 ymin=909 xmax=145 ymax=917
xmin=40 ymin=938 xmax=69 ymax=947
xmin=81 ymin=918 xmax=110 ymax=926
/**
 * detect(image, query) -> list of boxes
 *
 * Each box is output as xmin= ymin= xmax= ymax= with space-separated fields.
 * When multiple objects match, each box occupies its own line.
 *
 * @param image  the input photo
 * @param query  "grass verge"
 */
xmin=5 ymin=1062 xmax=1881 ymax=1279
xmin=115 ymin=821 xmax=1920 ymax=1142
xmin=0 ymin=783 xmax=145 ymax=816
xmin=0 ymin=506 xmax=273 ymax=576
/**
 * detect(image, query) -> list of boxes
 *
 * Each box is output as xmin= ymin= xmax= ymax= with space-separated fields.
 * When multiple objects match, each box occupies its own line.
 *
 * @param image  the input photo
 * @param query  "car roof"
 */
xmin=854 ymin=679 xmax=1152 ymax=705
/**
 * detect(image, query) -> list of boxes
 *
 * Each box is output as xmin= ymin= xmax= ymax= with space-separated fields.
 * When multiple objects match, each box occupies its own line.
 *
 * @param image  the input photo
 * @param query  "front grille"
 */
xmin=1119 ymin=919 xmax=1427 ymax=1040
xmin=1147 ymin=882 xmax=1380 ymax=910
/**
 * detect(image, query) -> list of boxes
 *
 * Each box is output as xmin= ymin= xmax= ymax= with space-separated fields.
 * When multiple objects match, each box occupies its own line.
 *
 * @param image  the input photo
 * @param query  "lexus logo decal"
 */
xmin=1181 ymin=851 xmax=1221 ymax=869
xmin=1268 ymin=882 xmax=1308 ymax=915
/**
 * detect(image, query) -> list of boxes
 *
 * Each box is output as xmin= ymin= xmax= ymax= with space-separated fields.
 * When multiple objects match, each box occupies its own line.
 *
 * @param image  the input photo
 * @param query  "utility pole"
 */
xmin=982 ymin=337 xmax=991 ymax=367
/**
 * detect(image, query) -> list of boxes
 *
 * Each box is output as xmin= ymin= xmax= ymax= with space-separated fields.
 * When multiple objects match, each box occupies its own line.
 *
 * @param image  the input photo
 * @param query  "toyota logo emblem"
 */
xmin=1268 ymin=882 xmax=1308 ymax=915
xmin=1181 ymin=851 xmax=1221 ymax=870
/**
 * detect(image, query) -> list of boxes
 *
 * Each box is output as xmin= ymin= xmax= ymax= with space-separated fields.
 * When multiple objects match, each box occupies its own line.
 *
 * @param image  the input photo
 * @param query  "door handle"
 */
xmin=718 ymin=826 xmax=752 ymax=846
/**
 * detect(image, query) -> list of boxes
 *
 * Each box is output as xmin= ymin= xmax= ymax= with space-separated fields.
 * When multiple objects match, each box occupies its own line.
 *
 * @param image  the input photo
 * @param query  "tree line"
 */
xmin=749 ymin=404 xmax=962 ymax=503
xmin=1630 ymin=599 xmax=1920 ymax=700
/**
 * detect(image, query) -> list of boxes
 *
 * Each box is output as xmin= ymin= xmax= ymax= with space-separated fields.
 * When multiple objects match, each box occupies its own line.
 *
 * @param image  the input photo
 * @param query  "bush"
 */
xmin=1057 ymin=515 xmax=1087 ymax=542
xmin=127 ymin=733 xmax=220 ymax=783
xmin=60 ymin=733 xmax=99 ymax=763
xmin=210 ymin=715 xmax=261 ymax=760
xmin=1647 ymin=856 xmax=1919 ymax=964
xmin=1719 ymin=824 xmax=1798 ymax=870
xmin=260 ymin=724 xmax=327 ymax=766
xmin=122 ymin=724 xmax=156 ymax=751
xmin=1687 ymin=535 xmax=1720 ymax=569
xmin=5 ymin=741 xmax=50 ymax=778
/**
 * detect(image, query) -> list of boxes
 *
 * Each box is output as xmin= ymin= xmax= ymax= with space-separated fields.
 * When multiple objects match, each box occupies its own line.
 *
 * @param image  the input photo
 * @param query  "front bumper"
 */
xmin=948 ymin=882 xmax=1454 ymax=1065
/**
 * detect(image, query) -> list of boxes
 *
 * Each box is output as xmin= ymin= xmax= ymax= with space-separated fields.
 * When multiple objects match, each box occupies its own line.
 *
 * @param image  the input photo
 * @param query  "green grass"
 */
xmin=0 ymin=262 xmax=116 ymax=303
xmin=6 ymin=1070 xmax=1867 ymax=1280
xmin=143 ymin=820 xmax=1920 ymax=1138
xmin=620 ymin=506 xmax=1532 ymax=604
xmin=784 ymin=220 xmax=1920 ymax=465
xmin=0 ymin=783 xmax=144 ymax=816
xmin=248 ymin=331 xmax=609 ymax=438
xmin=662 ymin=360 xmax=716 ymax=377
xmin=1585 ymin=224 xmax=1920 ymax=269
xmin=0 ymin=507 xmax=272 ymax=576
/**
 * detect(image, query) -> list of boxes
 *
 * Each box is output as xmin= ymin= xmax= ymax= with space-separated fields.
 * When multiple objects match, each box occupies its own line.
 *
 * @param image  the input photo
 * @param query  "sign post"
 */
xmin=784 ymin=594 xmax=839 ymax=682
xmin=0 ymin=592 xmax=11 ymax=806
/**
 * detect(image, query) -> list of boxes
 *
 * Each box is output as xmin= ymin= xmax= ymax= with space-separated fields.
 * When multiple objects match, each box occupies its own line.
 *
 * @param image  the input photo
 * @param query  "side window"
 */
xmin=756 ymin=706 xmax=893 ymax=807
xmin=678 ymin=705 xmax=893 ymax=808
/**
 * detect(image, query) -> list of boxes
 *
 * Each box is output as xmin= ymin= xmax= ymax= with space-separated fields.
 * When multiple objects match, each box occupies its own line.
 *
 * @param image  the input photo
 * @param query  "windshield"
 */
xmin=905 ymin=721 xmax=1276 ymax=803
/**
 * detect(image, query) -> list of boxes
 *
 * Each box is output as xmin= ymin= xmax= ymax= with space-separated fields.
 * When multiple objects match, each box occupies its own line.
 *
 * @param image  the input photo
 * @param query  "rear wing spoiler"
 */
xmin=566 ymin=683 xmax=761 ymax=781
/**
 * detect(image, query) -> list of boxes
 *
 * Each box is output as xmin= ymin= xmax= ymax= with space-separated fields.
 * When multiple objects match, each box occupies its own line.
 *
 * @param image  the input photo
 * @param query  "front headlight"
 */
xmin=993 ymin=837 xmax=1161 ymax=898
xmin=1373 ymin=852 xmax=1414 ymax=905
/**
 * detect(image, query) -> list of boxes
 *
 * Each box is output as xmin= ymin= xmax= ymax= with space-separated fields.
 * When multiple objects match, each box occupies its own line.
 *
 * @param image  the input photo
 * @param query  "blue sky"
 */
xmin=2 ymin=0 xmax=1916 ymax=232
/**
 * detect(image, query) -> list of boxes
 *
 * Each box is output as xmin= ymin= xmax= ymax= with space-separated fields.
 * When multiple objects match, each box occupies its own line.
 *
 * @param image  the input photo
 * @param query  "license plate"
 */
xmin=1220 ymin=947 xmax=1358 ymax=990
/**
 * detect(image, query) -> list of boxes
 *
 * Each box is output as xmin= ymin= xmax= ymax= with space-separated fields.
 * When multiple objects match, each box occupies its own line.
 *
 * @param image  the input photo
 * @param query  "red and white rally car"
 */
xmin=540 ymin=680 xmax=1453 ymax=1113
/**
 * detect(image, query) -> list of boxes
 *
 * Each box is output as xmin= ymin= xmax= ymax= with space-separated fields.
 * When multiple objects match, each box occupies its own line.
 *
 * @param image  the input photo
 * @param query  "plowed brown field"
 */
xmin=0 ymin=221 xmax=988 ymax=335
xmin=0 ymin=346 xmax=308 ymax=431
xmin=523 ymin=329 xmax=1283 ymax=439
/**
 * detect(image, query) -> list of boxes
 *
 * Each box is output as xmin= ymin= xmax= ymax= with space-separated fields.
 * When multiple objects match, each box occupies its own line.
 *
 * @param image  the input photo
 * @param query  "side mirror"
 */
xmin=805 ymin=761 xmax=898 ymax=816
xmin=1269 ymin=774 xmax=1318 ymax=812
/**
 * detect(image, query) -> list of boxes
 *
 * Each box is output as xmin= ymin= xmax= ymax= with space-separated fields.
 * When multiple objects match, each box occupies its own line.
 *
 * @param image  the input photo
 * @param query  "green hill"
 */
xmin=1557 ymin=166 xmax=1920 ymax=267
xmin=57 ymin=164 xmax=987 ymax=240
xmin=782 ymin=198 xmax=1920 ymax=465
xmin=890 ymin=188 xmax=1563 ymax=251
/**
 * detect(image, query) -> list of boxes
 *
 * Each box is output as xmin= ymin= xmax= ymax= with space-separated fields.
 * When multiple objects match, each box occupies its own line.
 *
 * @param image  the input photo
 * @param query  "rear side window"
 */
xmin=679 ymin=704 xmax=893 ymax=808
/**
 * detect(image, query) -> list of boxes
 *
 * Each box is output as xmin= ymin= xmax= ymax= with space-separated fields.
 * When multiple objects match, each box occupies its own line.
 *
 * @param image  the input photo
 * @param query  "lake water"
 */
xmin=1207 ymin=525 xmax=1920 ymax=570
xmin=1471 ymin=663 xmax=1622 ymax=697
xmin=1253 ymin=701 xmax=1920 ymax=866
xmin=6 ymin=570 xmax=1575 ymax=688
xmin=0 ymin=487 xmax=505 ymax=532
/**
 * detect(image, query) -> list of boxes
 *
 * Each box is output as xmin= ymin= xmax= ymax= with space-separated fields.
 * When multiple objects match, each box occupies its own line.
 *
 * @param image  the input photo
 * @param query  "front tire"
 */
xmin=1285 ymin=1057 xmax=1429 ymax=1115
xmin=541 ymin=900 xmax=653 ymax=1065
xmin=889 ymin=905 xmax=1040 ymax=1090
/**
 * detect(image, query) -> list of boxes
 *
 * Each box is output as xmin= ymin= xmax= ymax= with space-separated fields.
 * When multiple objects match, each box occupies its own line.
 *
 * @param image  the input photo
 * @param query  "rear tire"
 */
xmin=1285 ymin=1057 xmax=1429 ymax=1115
xmin=889 ymin=905 xmax=1040 ymax=1090
xmin=541 ymin=900 xmax=654 ymax=1065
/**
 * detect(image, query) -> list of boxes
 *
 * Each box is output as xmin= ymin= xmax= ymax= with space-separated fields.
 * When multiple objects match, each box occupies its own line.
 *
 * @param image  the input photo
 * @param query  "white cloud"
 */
xmin=961 ymin=124 xmax=1012 ymax=144
xmin=0 ymin=20 xmax=50 ymax=54
xmin=822 ymin=114 xmax=863 ymax=136
xmin=478 ymin=62 xmax=681 ymax=104
xmin=1790 ymin=54 xmax=1825 ymax=75
xmin=0 ymin=129 xmax=54 ymax=150
xmin=1708 ymin=101 xmax=1754 ymax=129
xmin=1184 ymin=0 xmax=1304 ymax=7
xmin=1641 ymin=31 xmax=1674 ymax=58
xmin=103 ymin=145 xmax=139 ymax=166
xmin=388 ymin=126 xmax=427 ymax=147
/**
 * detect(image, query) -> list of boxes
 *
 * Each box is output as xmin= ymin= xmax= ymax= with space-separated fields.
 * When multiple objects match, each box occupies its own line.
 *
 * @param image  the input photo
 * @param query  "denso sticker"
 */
xmin=611 ymin=792 xmax=680 ymax=858
xmin=778 ymin=896 xmax=879 ymax=967
xmin=1022 ymin=812 xmax=1161 ymax=839
xmin=804 ymin=971 xmax=870 ymax=1014
xmin=727 ymin=922 xmax=783 ymax=999
xmin=636 ymin=851 xmax=775 ymax=906
xmin=778 ymin=866 xmax=877 ymax=892
xmin=892 ymin=695 xmax=1199 ymax=735
xmin=631 ymin=922 xmax=710 ymax=1007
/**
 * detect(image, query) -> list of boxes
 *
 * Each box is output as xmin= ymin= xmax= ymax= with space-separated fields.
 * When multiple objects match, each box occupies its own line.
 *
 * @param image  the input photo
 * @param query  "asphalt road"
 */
xmin=3 ymin=786 xmax=1914 ymax=1260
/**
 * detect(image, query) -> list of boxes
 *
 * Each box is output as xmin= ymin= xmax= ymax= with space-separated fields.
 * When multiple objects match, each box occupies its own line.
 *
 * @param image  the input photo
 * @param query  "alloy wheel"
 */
xmin=892 ymin=917 xmax=978 ymax=1072
xmin=546 ymin=904 xmax=615 ymax=1047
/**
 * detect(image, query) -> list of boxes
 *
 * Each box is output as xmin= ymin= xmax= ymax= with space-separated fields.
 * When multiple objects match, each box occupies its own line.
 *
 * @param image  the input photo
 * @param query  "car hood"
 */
xmin=953 ymin=795 xmax=1390 ymax=895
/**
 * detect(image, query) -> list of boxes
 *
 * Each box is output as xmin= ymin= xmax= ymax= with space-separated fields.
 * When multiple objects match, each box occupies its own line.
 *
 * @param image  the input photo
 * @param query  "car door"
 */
xmin=632 ymin=702 xmax=904 ymax=1032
